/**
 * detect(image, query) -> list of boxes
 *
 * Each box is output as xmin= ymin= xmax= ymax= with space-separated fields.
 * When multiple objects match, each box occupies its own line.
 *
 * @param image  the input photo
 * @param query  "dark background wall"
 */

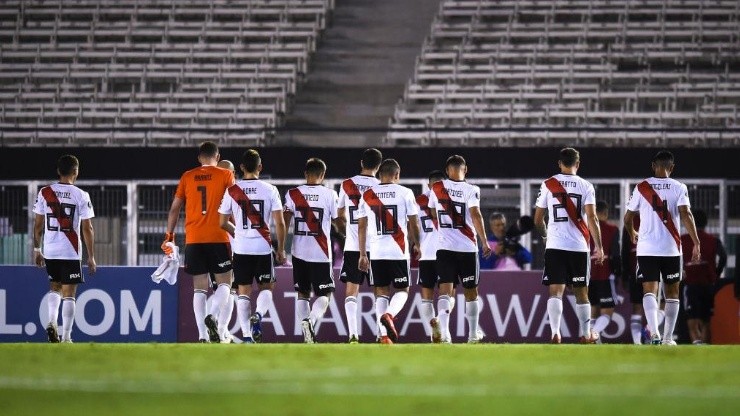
xmin=3 ymin=147 xmax=738 ymax=180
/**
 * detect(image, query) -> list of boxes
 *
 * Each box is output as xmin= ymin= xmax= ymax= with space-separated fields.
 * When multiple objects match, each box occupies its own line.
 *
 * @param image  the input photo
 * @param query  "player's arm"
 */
xmin=81 ymin=218 xmax=96 ymax=274
xmin=33 ymin=214 xmax=45 ymax=267
xmin=336 ymin=207 xmax=347 ymax=236
xmin=272 ymin=210 xmax=287 ymax=265
xmin=470 ymin=206 xmax=491 ymax=258
xmin=162 ymin=196 xmax=184 ymax=253
xmin=534 ymin=207 xmax=547 ymax=240
xmin=585 ymin=204 xmax=604 ymax=264
xmin=219 ymin=213 xmax=235 ymax=238
xmin=610 ymin=231 xmax=622 ymax=278
xmin=407 ymin=214 xmax=421 ymax=260
xmin=357 ymin=216 xmax=369 ymax=272
xmin=623 ymin=210 xmax=638 ymax=244
xmin=679 ymin=205 xmax=701 ymax=262
xmin=716 ymin=237 xmax=727 ymax=277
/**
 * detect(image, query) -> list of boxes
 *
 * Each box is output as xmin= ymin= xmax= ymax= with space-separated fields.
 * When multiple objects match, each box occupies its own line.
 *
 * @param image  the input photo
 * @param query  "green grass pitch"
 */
xmin=0 ymin=344 xmax=738 ymax=415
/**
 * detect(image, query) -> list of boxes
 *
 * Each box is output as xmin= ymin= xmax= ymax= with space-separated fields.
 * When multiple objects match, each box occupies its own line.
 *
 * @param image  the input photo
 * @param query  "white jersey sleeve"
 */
xmin=626 ymin=177 xmax=689 ymax=256
xmin=536 ymin=174 xmax=594 ymax=253
xmin=33 ymin=184 xmax=95 ymax=260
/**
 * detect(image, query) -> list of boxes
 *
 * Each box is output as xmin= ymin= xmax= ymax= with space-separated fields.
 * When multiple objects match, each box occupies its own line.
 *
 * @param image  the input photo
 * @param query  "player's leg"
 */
xmin=340 ymin=251 xmax=363 ymax=343
xmin=250 ymin=254 xmax=276 ymax=342
xmin=543 ymin=249 xmax=566 ymax=343
xmin=304 ymin=261 xmax=334 ymax=342
xmin=60 ymin=282 xmax=78 ymax=343
xmin=379 ymin=260 xmax=411 ymax=343
xmin=638 ymin=256 xmax=662 ymax=343
xmin=231 ymin=254 xmax=253 ymax=341
xmin=291 ymin=257 xmax=314 ymax=343
xmin=684 ymin=284 xmax=702 ymax=343
xmin=203 ymin=244 xmax=234 ymax=340
xmin=569 ymin=251 xmax=595 ymax=343
xmin=219 ymin=284 xmax=237 ymax=342
xmin=418 ymin=260 xmax=438 ymax=342
xmin=374 ymin=285 xmax=392 ymax=343
xmin=629 ymin=274 xmax=645 ymax=344
xmin=591 ymin=281 xmax=615 ymax=340
xmin=45 ymin=260 xmax=63 ymax=343
xmin=660 ymin=257 xmax=682 ymax=345
xmin=185 ymin=244 xmax=212 ymax=342
xmin=435 ymin=250 xmax=457 ymax=342
xmin=460 ymin=252 xmax=482 ymax=343
xmin=700 ymin=284 xmax=714 ymax=343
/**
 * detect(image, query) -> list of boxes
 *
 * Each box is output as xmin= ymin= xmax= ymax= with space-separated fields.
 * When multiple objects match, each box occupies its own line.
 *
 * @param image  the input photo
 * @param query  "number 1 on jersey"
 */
xmin=197 ymin=186 xmax=207 ymax=214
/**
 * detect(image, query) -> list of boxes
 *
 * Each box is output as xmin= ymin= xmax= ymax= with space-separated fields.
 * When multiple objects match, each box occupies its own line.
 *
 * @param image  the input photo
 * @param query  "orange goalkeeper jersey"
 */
xmin=175 ymin=165 xmax=235 ymax=244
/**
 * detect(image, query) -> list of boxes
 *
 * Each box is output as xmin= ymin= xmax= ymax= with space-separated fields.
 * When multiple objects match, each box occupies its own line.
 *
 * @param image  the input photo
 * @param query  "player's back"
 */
xmin=429 ymin=179 xmax=481 ymax=253
xmin=339 ymin=175 xmax=380 ymax=252
xmin=33 ymin=183 xmax=94 ymax=260
xmin=220 ymin=178 xmax=281 ymax=255
xmin=536 ymin=173 xmax=595 ymax=252
xmin=285 ymin=184 xmax=338 ymax=263
xmin=359 ymin=183 xmax=418 ymax=260
xmin=416 ymin=191 xmax=438 ymax=261
xmin=627 ymin=177 xmax=689 ymax=256
xmin=176 ymin=165 xmax=235 ymax=244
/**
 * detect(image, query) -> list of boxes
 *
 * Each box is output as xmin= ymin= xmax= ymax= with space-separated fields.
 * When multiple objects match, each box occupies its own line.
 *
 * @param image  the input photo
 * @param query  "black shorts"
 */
xmin=340 ymin=251 xmax=371 ymax=286
xmin=184 ymin=243 xmax=232 ymax=276
xmin=45 ymin=259 xmax=84 ymax=285
xmin=436 ymin=250 xmax=479 ymax=289
xmin=588 ymin=279 xmax=615 ymax=308
xmin=542 ymin=249 xmax=590 ymax=287
xmin=209 ymin=273 xmax=238 ymax=291
xmin=636 ymin=256 xmax=681 ymax=284
xmin=418 ymin=260 xmax=439 ymax=289
xmin=370 ymin=259 xmax=410 ymax=289
xmin=628 ymin=274 xmax=644 ymax=304
xmin=683 ymin=283 xmax=714 ymax=321
xmin=233 ymin=253 xmax=275 ymax=286
xmin=292 ymin=256 xmax=335 ymax=297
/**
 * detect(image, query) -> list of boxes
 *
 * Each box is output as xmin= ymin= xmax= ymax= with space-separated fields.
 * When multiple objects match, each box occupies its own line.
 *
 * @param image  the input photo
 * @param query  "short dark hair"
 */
xmin=596 ymin=200 xmax=609 ymax=214
xmin=378 ymin=159 xmax=400 ymax=178
xmin=361 ymin=148 xmax=383 ymax=170
xmin=57 ymin=155 xmax=79 ymax=176
xmin=445 ymin=155 xmax=466 ymax=170
xmin=693 ymin=209 xmax=708 ymax=228
xmin=559 ymin=148 xmax=580 ymax=167
xmin=199 ymin=141 xmax=219 ymax=158
xmin=242 ymin=149 xmax=261 ymax=173
xmin=488 ymin=212 xmax=506 ymax=222
xmin=428 ymin=170 xmax=445 ymax=183
xmin=652 ymin=150 xmax=674 ymax=167
xmin=305 ymin=158 xmax=327 ymax=177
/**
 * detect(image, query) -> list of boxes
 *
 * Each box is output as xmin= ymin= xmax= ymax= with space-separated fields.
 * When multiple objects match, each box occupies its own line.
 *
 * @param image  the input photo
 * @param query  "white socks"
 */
xmin=630 ymin=314 xmax=643 ymax=344
xmin=237 ymin=295 xmax=252 ymax=338
xmin=592 ymin=314 xmax=611 ymax=335
xmin=375 ymin=295 xmax=389 ymax=336
xmin=575 ymin=303 xmax=591 ymax=338
xmin=345 ymin=296 xmax=358 ymax=338
xmin=210 ymin=283 xmax=230 ymax=318
xmin=643 ymin=293 xmax=661 ymax=338
xmin=193 ymin=290 xmax=208 ymax=340
xmin=437 ymin=295 xmax=452 ymax=340
xmin=465 ymin=299 xmax=480 ymax=340
xmin=547 ymin=297 xmax=563 ymax=338
xmin=387 ymin=291 xmax=409 ymax=317
xmin=61 ymin=297 xmax=75 ymax=341
xmin=255 ymin=290 xmax=273 ymax=317
xmin=663 ymin=299 xmax=680 ymax=342
xmin=296 ymin=298 xmax=310 ymax=321
xmin=47 ymin=291 xmax=61 ymax=325
xmin=218 ymin=292 xmax=235 ymax=337
xmin=309 ymin=296 xmax=330 ymax=326
xmin=420 ymin=299 xmax=435 ymax=334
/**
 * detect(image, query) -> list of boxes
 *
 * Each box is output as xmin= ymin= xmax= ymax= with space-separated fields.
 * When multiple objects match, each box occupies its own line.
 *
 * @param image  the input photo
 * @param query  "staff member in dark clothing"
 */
xmin=589 ymin=201 xmax=621 ymax=340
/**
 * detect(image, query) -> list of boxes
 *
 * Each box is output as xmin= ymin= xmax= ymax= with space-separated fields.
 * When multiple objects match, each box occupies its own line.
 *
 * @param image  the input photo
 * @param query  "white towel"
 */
xmin=151 ymin=243 xmax=179 ymax=285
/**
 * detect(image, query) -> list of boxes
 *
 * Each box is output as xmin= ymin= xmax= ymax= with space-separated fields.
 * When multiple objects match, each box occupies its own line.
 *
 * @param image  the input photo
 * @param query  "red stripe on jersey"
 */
xmin=342 ymin=179 xmax=363 ymax=207
xmin=227 ymin=184 xmax=272 ymax=246
xmin=637 ymin=180 xmax=681 ymax=250
xmin=363 ymin=189 xmax=406 ymax=253
xmin=544 ymin=177 xmax=590 ymax=243
xmin=416 ymin=194 xmax=438 ymax=229
xmin=431 ymin=182 xmax=474 ymax=242
xmin=289 ymin=188 xmax=329 ymax=258
xmin=40 ymin=186 xmax=79 ymax=254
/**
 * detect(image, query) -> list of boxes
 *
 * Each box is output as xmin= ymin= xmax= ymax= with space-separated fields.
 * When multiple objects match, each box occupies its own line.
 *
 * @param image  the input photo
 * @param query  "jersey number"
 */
xmin=371 ymin=205 xmax=398 ymax=235
xmin=348 ymin=206 xmax=360 ymax=225
xmin=420 ymin=214 xmax=435 ymax=232
xmin=438 ymin=201 xmax=466 ymax=229
xmin=197 ymin=186 xmax=207 ymax=212
xmin=651 ymin=195 xmax=669 ymax=218
xmin=239 ymin=199 xmax=265 ymax=229
xmin=46 ymin=203 xmax=76 ymax=232
xmin=552 ymin=193 xmax=582 ymax=222
xmin=294 ymin=207 xmax=324 ymax=236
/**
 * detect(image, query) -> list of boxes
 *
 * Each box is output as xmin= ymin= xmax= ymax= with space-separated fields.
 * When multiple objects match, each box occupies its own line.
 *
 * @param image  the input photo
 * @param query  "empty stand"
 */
xmin=388 ymin=0 xmax=740 ymax=146
xmin=0 ymin=0 xmax=335 ymax=146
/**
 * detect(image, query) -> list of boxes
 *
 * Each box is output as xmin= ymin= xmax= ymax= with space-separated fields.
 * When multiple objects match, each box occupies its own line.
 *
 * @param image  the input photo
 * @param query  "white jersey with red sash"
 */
xmin=337 ymin=175 xmax=380 ymax=252
xmin=428 ymin=179 xmax=481 ymax=253
xmin=356 ymin=183 xmax=418 ymax=260
xmin=218 ymin=179 xmax=282 ymax=255
xmin=284 ymin=184 xmax=339 ymax=263
xmin=33 ymin=183 xmax=95 ymax=260
xmin=416 ymin=191 xmax=438 ymax=261
xmin=626 ymin=177 xmax=689 ymax=257
xmin=535 ymin=174 xmax=595 ymax=252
